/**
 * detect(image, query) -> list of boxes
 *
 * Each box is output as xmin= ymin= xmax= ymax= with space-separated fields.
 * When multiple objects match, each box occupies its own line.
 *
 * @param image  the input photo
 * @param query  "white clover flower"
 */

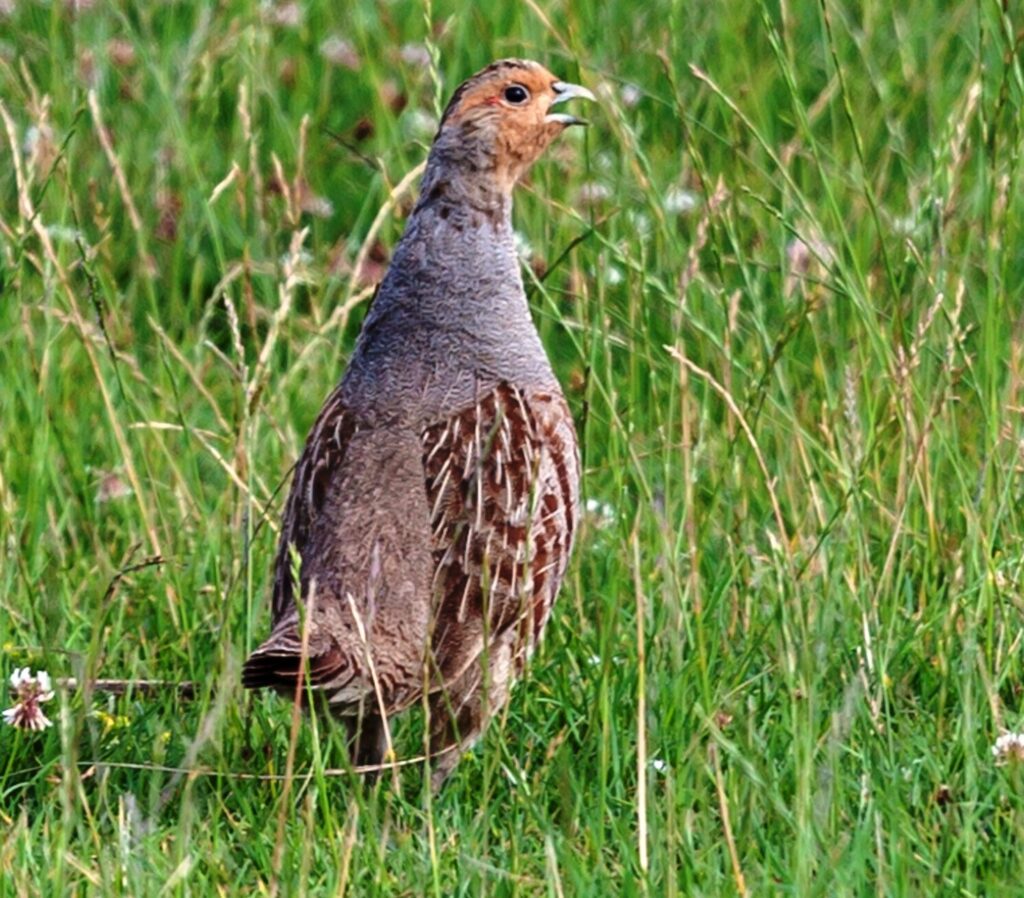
xmin=399 ymin=43 xmax=431 ymax=68
xmin=626 ymin=210 xmax=652 ymax=238
xmin=664 ymin=187 xmax=700 ymax=216
xmin=891 ymin=214 xmax=920 ymax=237
xmin=301 ymin=193 xmax=334 ymax=220
xmin=785 ymin=234 xmax=836 ymax=273
xmin=513 ymin=231 xmax=533 ymax=264
xmin=95 ymin=470 xmax=132 ymax=504
xmin=577 ymin=181 xmax=612 ymax=207
xmin=992 ymin=732 xmax=1024 ymax=765
xmin=594 ymin=151 xmax=616 ymax=173
xmin=263 ymin=1 xmax=301 ymax=28
xmin=3 ymin=667 xmax=55 ymax=731
xmin=45 ymin=225 xmax=85 ymax=245
xmin=620 ymin=84 xmax=642 ymax=108
xmin=584 ymin=497 xmax=616 ymax=526
xmin=319 ymin=36 xmax=361 ymax=70
xmin=403 ymin=108 xmax=437 ymax=141
xmin=23 ymin=125 xmax=44 ymax=156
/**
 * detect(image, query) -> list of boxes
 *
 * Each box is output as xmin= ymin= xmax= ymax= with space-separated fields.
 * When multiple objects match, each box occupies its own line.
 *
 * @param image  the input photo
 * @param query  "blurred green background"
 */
xmin=1 ymin=0 xmax=1023 ymax=894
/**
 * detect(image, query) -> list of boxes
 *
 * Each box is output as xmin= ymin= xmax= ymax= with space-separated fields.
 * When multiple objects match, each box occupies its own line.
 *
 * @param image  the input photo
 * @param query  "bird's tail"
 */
xmin=241 ymin=627 xmax=350 ymax=698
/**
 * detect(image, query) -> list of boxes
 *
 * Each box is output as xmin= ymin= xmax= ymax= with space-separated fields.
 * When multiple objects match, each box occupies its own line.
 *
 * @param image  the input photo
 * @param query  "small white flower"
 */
xmin=263 ymin=1 xmax=301 ymax=27
xmin=10 ymin=667 xmax=52 ymax=696
xmin=891 ymin=214 xmax=919 ymax=237
xmin=4 ymin=668 xmax=55 ymax=731
xmin=23 ymin=125 xmax=43 ymax=156
xmin=301 ymin=193 xmax=334 ymax=219
xmin=399 ymin=43 xmax=431 ymax=68
xmin=278 ymin=249 xmax=314 ymax=269
xmin=585 ymin=498 xmax=616 ymax=526
xmin=403 ymin=108 xmax=437 ymax=141
xmin=594 ymin=151 xmax=616 ymax=173
xmin=664 ymin=187 xmax=700 ymax=216
xmin=992 ymin=732 xmax=1024 ymax=765
xmin=649 ymin=758 xmax=668 ymax=774
xmin=586 ymin=654 xmax=602 ymax=666
xmin=785 ymin=234 xmax=836 ymax=273
xmin=626 ymin=210 xmax=651 ymax=237
xmin=319 ymin=36 xmax=361 ymax=70
xmin=46 ymin=225 xmax=85 ymax=245
xmin=577 ymin=181 xmax=612 ymax=207
xmin=589 ymin=493 xmax=610 ymax=516
xmin=95 ymin=470 xmax=132 ymax=504
xmin=620 ymin=84 xmax=642 ymax=108
xmin=513 ymin=231 xmax=533 ymax=263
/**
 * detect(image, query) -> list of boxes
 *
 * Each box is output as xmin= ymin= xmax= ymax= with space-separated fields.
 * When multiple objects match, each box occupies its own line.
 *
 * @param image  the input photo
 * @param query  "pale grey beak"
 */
xmin=546 ymin=80 xmax=596 ymax=126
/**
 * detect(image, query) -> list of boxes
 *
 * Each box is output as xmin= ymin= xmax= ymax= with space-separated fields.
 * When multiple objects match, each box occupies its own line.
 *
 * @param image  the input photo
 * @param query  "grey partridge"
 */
xmin=242 ymin=59 xmax=591 ymax=788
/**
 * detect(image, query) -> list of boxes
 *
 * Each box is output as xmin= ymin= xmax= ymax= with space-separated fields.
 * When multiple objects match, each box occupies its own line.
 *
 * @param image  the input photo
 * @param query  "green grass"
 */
xmin=2 ymin=0 xmax=1023 ymax=893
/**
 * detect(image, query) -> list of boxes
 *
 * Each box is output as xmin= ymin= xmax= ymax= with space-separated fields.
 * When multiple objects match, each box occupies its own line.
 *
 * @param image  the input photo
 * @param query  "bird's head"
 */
xmin=430 ymin=59 xmax=594 ymax=194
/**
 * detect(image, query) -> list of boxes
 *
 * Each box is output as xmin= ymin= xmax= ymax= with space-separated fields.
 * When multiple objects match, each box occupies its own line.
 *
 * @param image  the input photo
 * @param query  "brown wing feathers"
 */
xmin=273 ymin=392 xmax=358 ymax=619
xmin=423 ymin=383 xmax=577 ymax=686
xmin=242 ymin=383 xmax=578 ymax=702
xmin=241 ymin=391 xmax=358 ymax=693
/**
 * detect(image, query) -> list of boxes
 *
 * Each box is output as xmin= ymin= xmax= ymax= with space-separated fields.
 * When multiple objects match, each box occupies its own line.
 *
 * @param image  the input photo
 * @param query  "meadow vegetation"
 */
xmin=1 ymin=0 xmax=1023 ymax=893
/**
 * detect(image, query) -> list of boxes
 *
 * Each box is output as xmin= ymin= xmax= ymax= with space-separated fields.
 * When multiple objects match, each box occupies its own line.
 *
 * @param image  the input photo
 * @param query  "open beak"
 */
xmin=546 ymin=80 xmax=596 ymax=127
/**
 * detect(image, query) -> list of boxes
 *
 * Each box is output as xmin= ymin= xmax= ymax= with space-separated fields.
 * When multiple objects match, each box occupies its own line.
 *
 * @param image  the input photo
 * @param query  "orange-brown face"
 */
xmin=438 ymin=59 xmax=594 ymax=188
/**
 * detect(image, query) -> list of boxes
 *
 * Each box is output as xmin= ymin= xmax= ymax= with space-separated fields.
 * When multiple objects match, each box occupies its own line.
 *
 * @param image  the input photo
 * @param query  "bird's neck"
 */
xmin=343 ymin=149 xmax=557 ymax=417
xmin=379 ymin=144 xmax=525 ymax=311
xmin=413 ymin=135 xmax=515 ymax=226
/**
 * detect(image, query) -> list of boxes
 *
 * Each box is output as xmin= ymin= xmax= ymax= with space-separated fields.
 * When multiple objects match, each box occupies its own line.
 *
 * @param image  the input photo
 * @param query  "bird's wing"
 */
xmin=421 ymin=382 xmax=579 ymax=689
xmin=242 ymin=389 xmax=362 ymax=694
xmin=243 ymin=381 xmax=579 ymax=706
xmin=244 ymin=388 xmax=437 ymax=703
xmin=270 ymin=389 xmax=356 ymax=622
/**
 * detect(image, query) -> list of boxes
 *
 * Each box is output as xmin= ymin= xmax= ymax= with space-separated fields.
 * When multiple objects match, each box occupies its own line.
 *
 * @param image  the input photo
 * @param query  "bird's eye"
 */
xmin=503 ymin=84 xmax=530 ymax=105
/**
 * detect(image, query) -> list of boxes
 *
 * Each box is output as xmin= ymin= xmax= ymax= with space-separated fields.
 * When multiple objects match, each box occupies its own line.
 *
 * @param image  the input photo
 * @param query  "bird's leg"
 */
xmin=342 ymin=704 xmax=387 ymax=782
xmin=309 ymin=697 xmax=384 ymax=781
xmin=427 ymin=634 xmax=515 ymax=791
